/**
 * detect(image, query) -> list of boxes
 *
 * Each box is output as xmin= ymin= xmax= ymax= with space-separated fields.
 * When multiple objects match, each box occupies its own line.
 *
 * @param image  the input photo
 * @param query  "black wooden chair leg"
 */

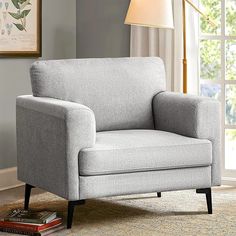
xmin=157 ymin=192 xmax=161 ymax=198
xmin=67 ymin=200 xmax=85 ymax=229
xmin=196 ymin=188 xmax=212 ymax=214
xmin=24 ymin=184 xmax=35 ymax=210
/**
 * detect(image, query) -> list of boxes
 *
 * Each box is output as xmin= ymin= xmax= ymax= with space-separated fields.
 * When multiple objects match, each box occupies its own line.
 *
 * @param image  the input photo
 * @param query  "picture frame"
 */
xmin=0 ymin=0 xmax=42 ymax=58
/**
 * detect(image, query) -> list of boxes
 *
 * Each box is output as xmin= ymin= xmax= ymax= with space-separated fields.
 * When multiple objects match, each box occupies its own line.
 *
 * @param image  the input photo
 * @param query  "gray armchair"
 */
xmin=16 ymin=57 xmax=221 ymax=229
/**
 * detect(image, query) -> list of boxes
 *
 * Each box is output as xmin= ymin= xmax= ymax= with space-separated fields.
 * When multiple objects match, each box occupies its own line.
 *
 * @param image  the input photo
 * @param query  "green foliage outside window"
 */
xmin=200 ymin=0 xmax=221 ymax=35
xmin=226 ymin=0 xmax=236 ymax=36
xmin=226 ymin=85 xmax=236 ymax=125
xmin=200 ymin=0 xmax=236 ymax=148
xmin=226 ymin=40 xmax=236 ymax=81
xmin=200 ymin=40 xmax=221 ymax=80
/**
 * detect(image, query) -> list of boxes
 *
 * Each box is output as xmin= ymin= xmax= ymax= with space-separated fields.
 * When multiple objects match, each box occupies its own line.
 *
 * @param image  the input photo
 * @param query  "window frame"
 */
xmin=199 ymin=0 xmax=236 ymax=180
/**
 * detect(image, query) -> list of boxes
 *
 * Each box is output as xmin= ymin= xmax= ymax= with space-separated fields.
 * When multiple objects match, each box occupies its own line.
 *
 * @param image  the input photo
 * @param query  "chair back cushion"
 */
xmin=30 ymin=57 xmax=166 ymax=131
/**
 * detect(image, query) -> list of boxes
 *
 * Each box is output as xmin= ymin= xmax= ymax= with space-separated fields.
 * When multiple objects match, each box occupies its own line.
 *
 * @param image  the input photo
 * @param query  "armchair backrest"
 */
xmin=30 ymin=57 xmax=166 ymax=131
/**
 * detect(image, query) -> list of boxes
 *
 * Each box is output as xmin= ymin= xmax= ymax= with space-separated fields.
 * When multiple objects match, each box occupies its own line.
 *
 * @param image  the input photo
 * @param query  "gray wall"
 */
xmin=0 ymin=0 xmax=77 ymax=170
xmin=76 ymin=0 xmax=130 ymax=58
xmin=0 ymin=0 xmax=131 ymax=170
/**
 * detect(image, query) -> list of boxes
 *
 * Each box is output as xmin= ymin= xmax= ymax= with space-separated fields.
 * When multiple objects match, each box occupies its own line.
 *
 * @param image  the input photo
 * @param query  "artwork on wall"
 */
xmin=0 ymin=0 xmax=41 ymax=57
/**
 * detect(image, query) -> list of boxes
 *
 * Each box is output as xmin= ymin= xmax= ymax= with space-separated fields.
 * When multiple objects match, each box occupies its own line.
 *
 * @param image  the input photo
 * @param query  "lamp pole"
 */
xmin=182 ymin=0 xmax=216 ymax=93
xmin=182 ymin=0 xmax=187 ymax=94
xmin=124 ymin=0 xmax=216 ymax=94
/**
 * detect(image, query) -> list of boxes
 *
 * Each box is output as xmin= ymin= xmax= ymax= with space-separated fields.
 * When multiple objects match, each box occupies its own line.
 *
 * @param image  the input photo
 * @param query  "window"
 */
xmin=199 ymin=0 xmax=236 ymax=178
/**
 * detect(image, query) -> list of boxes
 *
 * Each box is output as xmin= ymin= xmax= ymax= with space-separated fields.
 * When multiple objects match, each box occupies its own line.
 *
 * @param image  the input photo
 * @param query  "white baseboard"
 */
xmin=222 ymin=177 xmax=236 ymax=186
xmin=0 ymin=167 xmax=24 ymax=191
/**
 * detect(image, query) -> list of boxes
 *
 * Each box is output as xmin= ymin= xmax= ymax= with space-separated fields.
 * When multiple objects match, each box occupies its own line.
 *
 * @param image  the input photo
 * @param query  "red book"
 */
xmin=0 ymin=218 xmax=62 ymax=233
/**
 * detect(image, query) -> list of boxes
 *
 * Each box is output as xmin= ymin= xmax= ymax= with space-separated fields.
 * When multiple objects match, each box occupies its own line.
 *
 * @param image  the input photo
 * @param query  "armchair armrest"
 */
xmin=16 ymin=96 xmax=96 ymax=200
xmin=153 ymin=92 xmax=221 ymax=186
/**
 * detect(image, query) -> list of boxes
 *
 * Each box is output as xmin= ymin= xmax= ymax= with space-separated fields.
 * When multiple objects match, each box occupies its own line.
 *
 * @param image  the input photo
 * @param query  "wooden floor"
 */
xmin=0 ymin=186 xmax=44 ymax=205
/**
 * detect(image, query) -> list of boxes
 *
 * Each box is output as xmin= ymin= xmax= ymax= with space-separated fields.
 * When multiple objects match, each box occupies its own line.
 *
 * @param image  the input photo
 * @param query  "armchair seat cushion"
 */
xmin=79 ymin=130 xmax=212 ymax=176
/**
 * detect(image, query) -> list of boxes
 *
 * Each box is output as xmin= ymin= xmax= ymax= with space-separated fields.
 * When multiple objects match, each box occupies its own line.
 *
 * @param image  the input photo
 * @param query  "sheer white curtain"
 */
xmin=130 ymin=0 xmax=199 ymax=94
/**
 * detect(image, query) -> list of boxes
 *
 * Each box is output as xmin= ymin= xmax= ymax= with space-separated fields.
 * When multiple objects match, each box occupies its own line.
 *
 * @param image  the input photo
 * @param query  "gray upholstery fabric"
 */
xmin=16 ymin=57 xmax=221 ymax=202
xmin=79 ymin=167 xmax=211 ymax=199
xmin=153 ymin=92 xmax=221 ymax=186
xmin=79 ymin=130 xmax=212 ymax=176
xmin=16 ymin=96 xmax=96 ymax=200
xmin=30 ymin=57 xmax=166 ymax=131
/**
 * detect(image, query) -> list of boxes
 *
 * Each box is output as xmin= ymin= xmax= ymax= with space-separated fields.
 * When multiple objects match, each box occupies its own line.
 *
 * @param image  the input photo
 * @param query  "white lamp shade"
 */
xmin=125 ymin=0 xmax=174 ymax=29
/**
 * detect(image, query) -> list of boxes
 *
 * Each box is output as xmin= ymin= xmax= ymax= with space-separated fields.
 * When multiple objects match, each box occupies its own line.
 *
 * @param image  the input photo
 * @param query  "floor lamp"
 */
xmin=125 ymin=0 xmax=216 ymax=94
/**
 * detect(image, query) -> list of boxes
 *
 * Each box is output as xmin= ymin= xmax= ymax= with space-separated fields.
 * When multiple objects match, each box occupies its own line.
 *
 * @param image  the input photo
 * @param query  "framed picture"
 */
xmin=0 ymin=0 xmax=42 ymax=57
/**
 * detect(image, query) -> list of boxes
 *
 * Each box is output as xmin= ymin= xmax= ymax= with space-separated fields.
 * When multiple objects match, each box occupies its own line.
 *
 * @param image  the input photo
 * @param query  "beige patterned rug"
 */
xmin=0 ymin=187 xmax=236 ymax=236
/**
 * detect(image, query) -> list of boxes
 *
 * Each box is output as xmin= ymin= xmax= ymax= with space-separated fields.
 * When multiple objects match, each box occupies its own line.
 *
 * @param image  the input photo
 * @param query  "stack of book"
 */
xmin=0 ymin=209 xmax=64 ymax=235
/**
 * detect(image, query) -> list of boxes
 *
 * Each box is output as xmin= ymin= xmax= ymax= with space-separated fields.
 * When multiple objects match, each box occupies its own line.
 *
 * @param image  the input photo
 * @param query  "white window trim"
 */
xmin=199 ymin=0 xmax=236 ymax=181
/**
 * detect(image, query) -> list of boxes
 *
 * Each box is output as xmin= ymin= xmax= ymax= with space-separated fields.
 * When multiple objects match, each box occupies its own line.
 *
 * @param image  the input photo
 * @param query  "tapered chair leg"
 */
xmin=196 ymin=188 xmax=212 ymax=214
xmin=157 ymin=192 xmax=161 ymax=198
xmin=67 ymin=200 xmax=86 ymax=229
xmin=24 ymin=184 xmax=35 ymax=210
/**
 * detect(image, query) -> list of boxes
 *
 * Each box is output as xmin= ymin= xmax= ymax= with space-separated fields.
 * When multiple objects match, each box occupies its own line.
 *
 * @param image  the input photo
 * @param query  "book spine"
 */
xmin=5 ymin=218 xmax=44 ymax=224
xmin=41 ymin=213 xmax=56 ymax=224
xmin=41 ymin=213 xmax=50 ymax=224
xmin=0 ymin=222 xmax=38 ymax=232
xmin=0 ymin=227 xmax=35 ymax=236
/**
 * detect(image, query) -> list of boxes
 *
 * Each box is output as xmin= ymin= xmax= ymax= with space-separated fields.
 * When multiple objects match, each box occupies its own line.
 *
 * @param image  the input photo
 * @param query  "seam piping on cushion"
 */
xmin=80 ymin=141 xmax=212 ymax=152
xmin=79 ymin=164 xmax=212 ymax=177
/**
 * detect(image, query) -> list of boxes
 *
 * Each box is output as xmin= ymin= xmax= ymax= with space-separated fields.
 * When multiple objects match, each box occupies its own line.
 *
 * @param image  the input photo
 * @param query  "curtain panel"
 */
xmin=130 ymin=0 xmax=199 ymax=94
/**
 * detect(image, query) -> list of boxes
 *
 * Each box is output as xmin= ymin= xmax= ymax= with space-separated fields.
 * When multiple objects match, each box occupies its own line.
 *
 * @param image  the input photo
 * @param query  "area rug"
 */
xmin=0 ymin=188 xmax=235 ymax=236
